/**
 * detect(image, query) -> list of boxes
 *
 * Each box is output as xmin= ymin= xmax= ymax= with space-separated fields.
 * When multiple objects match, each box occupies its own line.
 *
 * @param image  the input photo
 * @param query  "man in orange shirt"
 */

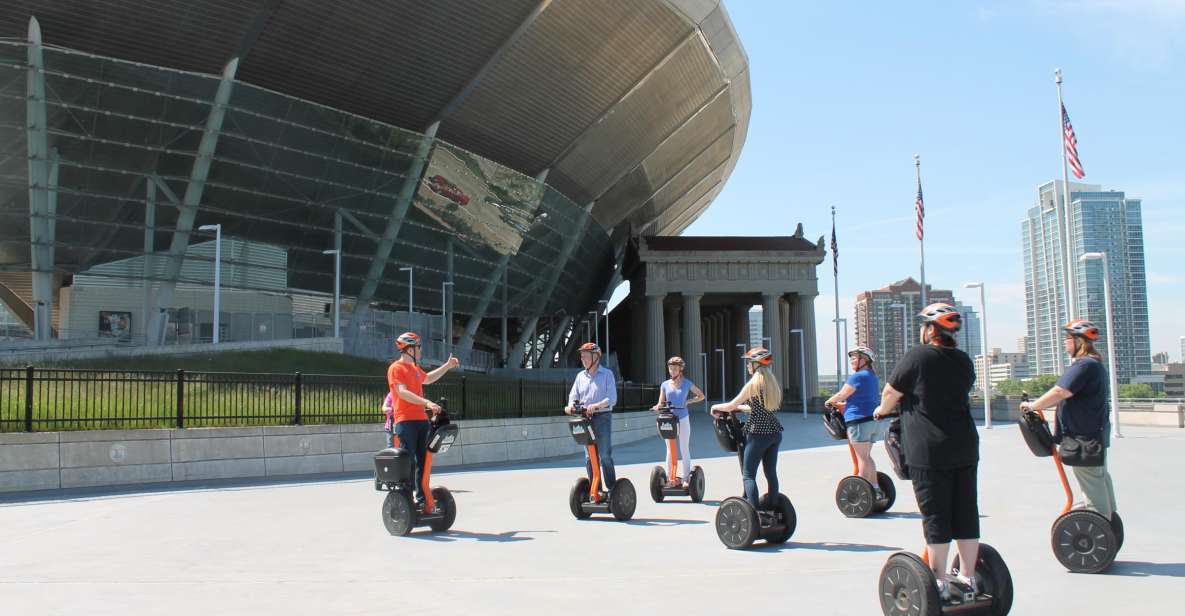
xmin=387 ymin=332 xmax=460 ymax=509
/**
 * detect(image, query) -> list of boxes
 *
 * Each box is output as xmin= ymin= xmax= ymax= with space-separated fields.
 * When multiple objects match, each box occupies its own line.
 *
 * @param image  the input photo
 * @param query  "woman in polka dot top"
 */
xmin=711 ymin=347 xmax=784 ymax=508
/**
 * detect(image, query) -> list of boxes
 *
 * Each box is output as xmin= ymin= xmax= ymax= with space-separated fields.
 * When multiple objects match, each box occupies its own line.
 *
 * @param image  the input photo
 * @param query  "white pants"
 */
xmin=664 ymin=414 xmax=693 ymax=480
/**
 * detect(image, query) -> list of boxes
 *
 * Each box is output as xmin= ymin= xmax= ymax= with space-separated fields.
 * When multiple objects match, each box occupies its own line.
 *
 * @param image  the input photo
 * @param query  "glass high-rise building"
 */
xmin=1022 ymin=181 xmax=1150 ymax=383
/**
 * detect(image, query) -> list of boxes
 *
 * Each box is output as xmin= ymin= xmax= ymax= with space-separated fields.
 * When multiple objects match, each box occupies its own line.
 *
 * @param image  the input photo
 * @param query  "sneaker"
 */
xmin=873 ymin=487 xmax=886 ymax=502
xmin=954 ymin=574 xmax=980 ymax=595
xmin=935 ymin=577 xmax=951 ymax=601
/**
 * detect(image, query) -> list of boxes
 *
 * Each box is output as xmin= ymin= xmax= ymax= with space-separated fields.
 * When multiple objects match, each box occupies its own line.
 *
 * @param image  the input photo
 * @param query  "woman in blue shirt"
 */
xmin=652 ymin=356 xmax=706 ymax=488
xmin=824 ymin=346 xmax=885 ymax=500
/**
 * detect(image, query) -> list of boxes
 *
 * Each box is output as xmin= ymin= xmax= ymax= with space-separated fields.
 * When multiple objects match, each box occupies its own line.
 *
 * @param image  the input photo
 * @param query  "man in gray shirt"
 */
xmin=565 ymin=342 xmax=618 ymax=489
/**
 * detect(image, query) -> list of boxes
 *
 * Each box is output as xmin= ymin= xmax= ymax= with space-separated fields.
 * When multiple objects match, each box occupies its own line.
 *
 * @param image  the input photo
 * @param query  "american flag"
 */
xmin=830 ymin=219 xmax=838 ymax=276
xmin=1062 ymin=103 xmax=1085 ymax=179
xmin=915 ymin=179 xmax=924 ymax=241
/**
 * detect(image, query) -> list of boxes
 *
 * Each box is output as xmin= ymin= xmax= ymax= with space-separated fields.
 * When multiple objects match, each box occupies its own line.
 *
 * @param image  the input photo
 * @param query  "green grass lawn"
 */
xmin=39 ymin=349 xmax=392 ymax=376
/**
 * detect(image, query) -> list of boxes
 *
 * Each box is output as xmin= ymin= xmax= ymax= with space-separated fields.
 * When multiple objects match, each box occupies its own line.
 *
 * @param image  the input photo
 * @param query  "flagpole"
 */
xmin=915 ymin=155 xmax=927 ymax=307
xmin=832 ymin=206 xmax=842 ymax=388
xmin=1056 ymin=68 xmax=1078 ymax=324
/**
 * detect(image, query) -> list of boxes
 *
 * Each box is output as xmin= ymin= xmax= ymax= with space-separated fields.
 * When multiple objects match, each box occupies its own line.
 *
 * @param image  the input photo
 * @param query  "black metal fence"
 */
xmin=0 ymin=367 xmax=659 ymax=432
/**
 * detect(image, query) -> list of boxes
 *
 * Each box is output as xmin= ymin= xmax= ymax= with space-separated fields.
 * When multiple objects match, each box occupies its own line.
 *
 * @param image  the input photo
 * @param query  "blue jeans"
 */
xmin=584 ymin=412 xmax=617 ymax=490
xmin=742 ymin=432 xmax=782 ymax=508
xmin=394 ymin=420 xmax=431 ymax=501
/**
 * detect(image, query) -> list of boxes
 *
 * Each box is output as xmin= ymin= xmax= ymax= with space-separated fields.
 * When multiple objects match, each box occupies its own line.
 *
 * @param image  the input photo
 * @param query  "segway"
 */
xmin=649 ymin=404 xmax=705 ymax=503
xmin=879 ymin=544 xmax=1014 ymax=615
xmin=824 ymin=403 xmax=896 ymax=518
xmin=711 ymin=411 xmax=796 ymax=549
xmin=1017 ymin=394 xmax=1123 ymax=574
xmin=566 ymin=402 xmax=637 ymax=521
xmin=373 ymin=398 xmax=459 ymax=536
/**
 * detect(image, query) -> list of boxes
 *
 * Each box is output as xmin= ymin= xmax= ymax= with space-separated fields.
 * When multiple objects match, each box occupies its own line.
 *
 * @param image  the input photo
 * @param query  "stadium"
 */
xmin=0 ymin=0 xmax=750 ymax=371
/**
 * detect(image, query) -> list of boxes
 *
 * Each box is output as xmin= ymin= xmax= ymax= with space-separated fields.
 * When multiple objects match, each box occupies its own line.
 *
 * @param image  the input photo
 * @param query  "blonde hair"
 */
xmin=743 ymin=364 xmax=782 ymax=410
xmin=1071 ymin=337 xmax=1101 ymax=360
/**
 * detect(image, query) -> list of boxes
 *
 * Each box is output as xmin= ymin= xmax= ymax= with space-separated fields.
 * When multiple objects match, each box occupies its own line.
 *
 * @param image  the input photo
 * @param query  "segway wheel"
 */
xmin=609 ymin=478 xmax=637 ymax=521
xmin=836 ymin=475 xmax=875 ymax=518
xmin=569 ymin=477 xmax=592 ymax=519
xmin=715 ymin=496 xmax=759 ymax=549
xmin=1052 ymin=509 xmax=1118 ymax=574
xmin=765 ymin=493 xmax=797 ymax=544
xmin=427 ymin=486 xmax=456 ymax=532
xmin=952 ymin=543 xmax=1013 ymax=616
xmin=688 ymin=466 xmax=706 ymax=503
xmin=879 ymin=552 xmax=941 ymax=616
xmin=874 ymin=472 xmax=896 ymax=513
xmin=1112 ymin=511 xmax=1124 ymax=551
xmin=381 ymin=490 xmax=417 ymax=536
xmin=649 ymin=465 xmax=667 ymax=503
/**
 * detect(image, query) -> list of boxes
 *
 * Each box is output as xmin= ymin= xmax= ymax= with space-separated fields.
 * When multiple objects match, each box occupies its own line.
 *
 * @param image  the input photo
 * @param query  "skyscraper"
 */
xmin=954 ymin=300 xmax=982 ymax=362
xmin=1022 ymin=181 xmax=1150 ymax=383
xmin=855 ymin=278 xmax=954 ymax=380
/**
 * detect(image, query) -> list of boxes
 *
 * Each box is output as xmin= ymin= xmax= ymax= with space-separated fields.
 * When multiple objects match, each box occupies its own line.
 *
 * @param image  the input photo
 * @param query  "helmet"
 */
xmin=918 ymin=302 xmax=962 ymax=332
xmin=1063 ymin=319 xmax=1100 ymax=341
xmin=667 ymin=356 xmax=685 ymax=367
xmin=848 ymin=345 xmax=876 ymax=363
xmin=742 ymin=347 xmax=773 ymax=366
xmin=578 ymin=342 xmax=602 ymax=354
xmin=395 ymin=332 xmax=421 ymax=351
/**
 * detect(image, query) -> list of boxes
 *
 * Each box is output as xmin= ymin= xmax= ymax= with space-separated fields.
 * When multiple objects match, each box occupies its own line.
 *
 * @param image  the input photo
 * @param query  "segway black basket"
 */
xmin=822 ymin=407 xmax=847 ymax=440
xmin=656 ymin=411 xmax=679 ymax=440
xmin=712 ymin=413 xmax=744 ymax=452
xmin=373 ymin=447 xmax=414 ymax=484
xmin=884 ymin=417 xmax=910 ymax=480
xmin=568 ymin=416 xmax=597 ymax=446
xmin=1018 ymin=410 xmax=1055 ymax=457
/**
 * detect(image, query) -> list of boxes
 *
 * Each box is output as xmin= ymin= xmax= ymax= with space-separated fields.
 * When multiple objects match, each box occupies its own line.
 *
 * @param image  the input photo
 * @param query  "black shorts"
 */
xmin=911 ymin=465 xmax=979 ymax=544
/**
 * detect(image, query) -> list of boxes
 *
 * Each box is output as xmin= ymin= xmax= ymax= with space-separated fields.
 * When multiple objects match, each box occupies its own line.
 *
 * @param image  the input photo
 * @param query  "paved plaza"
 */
xmin=2 ymin=414 xmax=1182 ymax=615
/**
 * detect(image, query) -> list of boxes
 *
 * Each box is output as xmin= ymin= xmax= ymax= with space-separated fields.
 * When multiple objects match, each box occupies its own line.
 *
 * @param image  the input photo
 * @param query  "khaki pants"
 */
xmin=1071 ymin=458 xmax=1118 ymax=520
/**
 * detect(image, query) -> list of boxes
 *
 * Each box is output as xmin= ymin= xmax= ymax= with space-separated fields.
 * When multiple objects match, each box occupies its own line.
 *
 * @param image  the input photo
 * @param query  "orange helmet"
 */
xmin=578 ymin=342 xmax=601 ymax=354
xmin=919 ymin=302 xmax=962 ymax=332
xmin=667 ymin=356 xmax=685 ymax=367
xmin=743 ymin=347 xmax=773 ymax=366
xmin=395 ymin=332 xmax=421 ymax=351
xmin=1063 ymin=319 xmax=1100 ymax=341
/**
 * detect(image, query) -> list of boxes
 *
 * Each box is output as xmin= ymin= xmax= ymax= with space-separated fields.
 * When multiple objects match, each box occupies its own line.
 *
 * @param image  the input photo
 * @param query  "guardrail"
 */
xmin=0 ymin=367 xmax=658 ymax=432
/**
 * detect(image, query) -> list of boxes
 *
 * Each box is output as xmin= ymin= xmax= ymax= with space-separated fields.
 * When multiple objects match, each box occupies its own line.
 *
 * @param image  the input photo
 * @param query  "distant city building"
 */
xmin=1157 ymin=363 xmax=1185 ymax=398
xmin=749 ymin=306 xmax=764 ymax=350
xmin=855 ymin=277 xmax=955 ymax=381
xmin=1153 ymin=351 xmax=1170 ymax=365
xmin=1022 ymin=181 xmax=1150 ymax=384
xmin=954 ymin=301 xmax=982 ymax=361
xmin=975 ymin=348 xmax=1031 ymax=391
xmin=1180 ymin=336 xmax=1185 ymax=363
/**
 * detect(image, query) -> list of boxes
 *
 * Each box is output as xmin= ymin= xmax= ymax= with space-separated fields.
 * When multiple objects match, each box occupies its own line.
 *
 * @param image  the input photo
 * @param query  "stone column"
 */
xmin=779 ymin=297 xmax=792 ymax=388
xmin=664 ymin=301 xmax=680 ymax=359
xmin=762 ymin=294 xmax=784 ymax=398
xmin=731 ymin=304 xmax=750 ymax=392
xmin=785 ymin=295 xmax=801 ymax=400
xmin=681 ymin=293 xmax=703 ymax=387
xmin=797 ymin=293 xmax=820 ymax=401
xmin=646 ymin=293 xmax=666 ymax=384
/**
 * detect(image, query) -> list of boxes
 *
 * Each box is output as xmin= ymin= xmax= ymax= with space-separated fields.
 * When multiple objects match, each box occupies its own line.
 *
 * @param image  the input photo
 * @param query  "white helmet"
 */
xmin=848 ymin=345 xmax=875 ymax=363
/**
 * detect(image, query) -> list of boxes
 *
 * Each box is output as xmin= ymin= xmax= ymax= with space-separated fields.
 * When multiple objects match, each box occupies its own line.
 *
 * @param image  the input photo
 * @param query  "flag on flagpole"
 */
xmin=830 ymin=218 xmax=838 ymax=276
xmin=1062 ymin=103 xmax=1085 ymax=179
xmin=915 ymin=179 xmax=925 ymax=241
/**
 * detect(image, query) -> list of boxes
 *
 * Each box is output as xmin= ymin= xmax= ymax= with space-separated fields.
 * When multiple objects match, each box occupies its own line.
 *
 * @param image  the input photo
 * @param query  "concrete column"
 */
xmin=798 ymin=293 xmax=820 ymax=401
xmin=681 ymin=293 xmax=703 ymax=387
xmin=779 ymin=297 xmax=792 ymax=387
xmin=646 ymin=293 xmax=666 ymax=384
xmin=786 ymin=295 xmax=802 ymax=400
xmin=704 ymin=312 xmax=718 ymax=399
xmin=731 ymin=304 xmax=750 ymax=392
xmin=664 ymin=301 xmax=680 ymax=359
xmin=762 ymin=294 xmax=784 ymax=400
xmin=26 ymin=19 xmax=54 ymax=339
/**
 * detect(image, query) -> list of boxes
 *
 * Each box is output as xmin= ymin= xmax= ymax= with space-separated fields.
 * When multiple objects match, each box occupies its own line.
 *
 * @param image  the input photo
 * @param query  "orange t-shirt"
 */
xmin=387 ymin=361 xmax=428 ymax=423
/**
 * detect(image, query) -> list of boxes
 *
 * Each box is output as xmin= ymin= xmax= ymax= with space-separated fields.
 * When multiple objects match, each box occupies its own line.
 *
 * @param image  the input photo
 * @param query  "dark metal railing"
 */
xmin=0 ymin=366 xmax=659 ymax=432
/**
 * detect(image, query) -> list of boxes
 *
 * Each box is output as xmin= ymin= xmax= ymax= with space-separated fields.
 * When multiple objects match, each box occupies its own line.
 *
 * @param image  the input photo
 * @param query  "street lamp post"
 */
xmin=715 ymin=348 xmax=725 ymax=404
xmin=699 ymin=352 xmax=708 ymax=404
xmin=599 ymin=299 xmax=609 ymax=357
xmin=1080 ymin=252 xmax=1123 ymax=439
xmin=441 ymin=281 xmax=454 ymax=361
xmin=322 ymin=249 xmax=341 ymax=338
xmin=791 ymin=328 xmax=806 ymax=418
xmin=833 ymin=317 xmax=849 ymax=379
xmin=964 ymin=282 xmax=992 ymax=429
xmin=589 ymin=310 xmax=599 ymax=348
xmin=399 ymin=266 xmax=414 ymax=324
xmin=735 ymin=342 xmax=746 ymax=390
xmin=197 ymin=224 xmax=221 ymax=344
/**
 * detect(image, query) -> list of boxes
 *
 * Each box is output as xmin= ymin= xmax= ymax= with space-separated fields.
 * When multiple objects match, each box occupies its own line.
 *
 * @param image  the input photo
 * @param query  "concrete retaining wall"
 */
xmin=0 ymin=410 xmax=653 ymax=494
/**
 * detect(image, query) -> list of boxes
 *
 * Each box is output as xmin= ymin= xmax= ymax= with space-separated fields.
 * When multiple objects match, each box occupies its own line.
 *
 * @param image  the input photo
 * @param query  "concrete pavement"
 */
xmin=1 ymin=412 xmax=1182 ymax=615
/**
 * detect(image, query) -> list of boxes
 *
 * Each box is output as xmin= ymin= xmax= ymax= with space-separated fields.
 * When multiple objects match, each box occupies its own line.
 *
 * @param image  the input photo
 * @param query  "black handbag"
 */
xmin=884 ymin=417 xmax=911 ymax=480
xmin=822 ymin=407 xmax=848 ymax=440
xmin=1059 ymin=433 xmax=1105 ymax=467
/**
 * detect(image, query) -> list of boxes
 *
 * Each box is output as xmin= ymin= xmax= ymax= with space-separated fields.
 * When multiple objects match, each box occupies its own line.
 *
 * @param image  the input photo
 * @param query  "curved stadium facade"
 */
xmin=0 ymin=0 xmax=750 ymax=369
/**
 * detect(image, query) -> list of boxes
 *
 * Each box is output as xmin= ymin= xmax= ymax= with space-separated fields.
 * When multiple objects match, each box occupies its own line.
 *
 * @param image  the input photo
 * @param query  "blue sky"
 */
xmin=674 ymin=0 xmax=1185 ymax=373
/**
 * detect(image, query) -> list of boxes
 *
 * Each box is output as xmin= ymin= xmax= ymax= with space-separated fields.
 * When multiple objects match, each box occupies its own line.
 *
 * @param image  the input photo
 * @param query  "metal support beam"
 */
xmin=149 ymin=174 xmax=181 ymax=206
xmin=337 ymin=208 xmax=379 ymax=241
xmin=26 ymin=18 xmax=53 ymax=340
xmin=500 ymin=266 xmax=509 ymax=365
xmin=538 ymin=314 xmax=572 ymax=368
xmin=507 ymin=202 xmax=593 ymax=366
xmin=432 ymin=0 xmax=553 ymax=124
xmin=147 ymin=57 xmax=240 ymax=344
xmin=142 ymin=178 xmax=156 ymax=340
xmin=344 ymin=121 xmax=439 ymax=346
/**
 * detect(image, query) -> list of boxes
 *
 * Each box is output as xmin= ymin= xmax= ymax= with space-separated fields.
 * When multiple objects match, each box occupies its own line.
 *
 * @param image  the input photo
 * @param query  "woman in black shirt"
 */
xmin=873 ymin=303 xmax=980 ymax=596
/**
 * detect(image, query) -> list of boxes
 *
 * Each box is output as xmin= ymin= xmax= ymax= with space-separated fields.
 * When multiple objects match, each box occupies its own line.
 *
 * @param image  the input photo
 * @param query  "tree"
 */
xmin=1118 ymin=383 xmax=1154 ymax=399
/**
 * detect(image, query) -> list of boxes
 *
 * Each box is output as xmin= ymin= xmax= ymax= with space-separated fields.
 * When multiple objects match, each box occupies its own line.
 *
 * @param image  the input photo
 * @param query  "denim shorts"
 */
xmin=847 ymin=418 xmax=884 ymax=443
